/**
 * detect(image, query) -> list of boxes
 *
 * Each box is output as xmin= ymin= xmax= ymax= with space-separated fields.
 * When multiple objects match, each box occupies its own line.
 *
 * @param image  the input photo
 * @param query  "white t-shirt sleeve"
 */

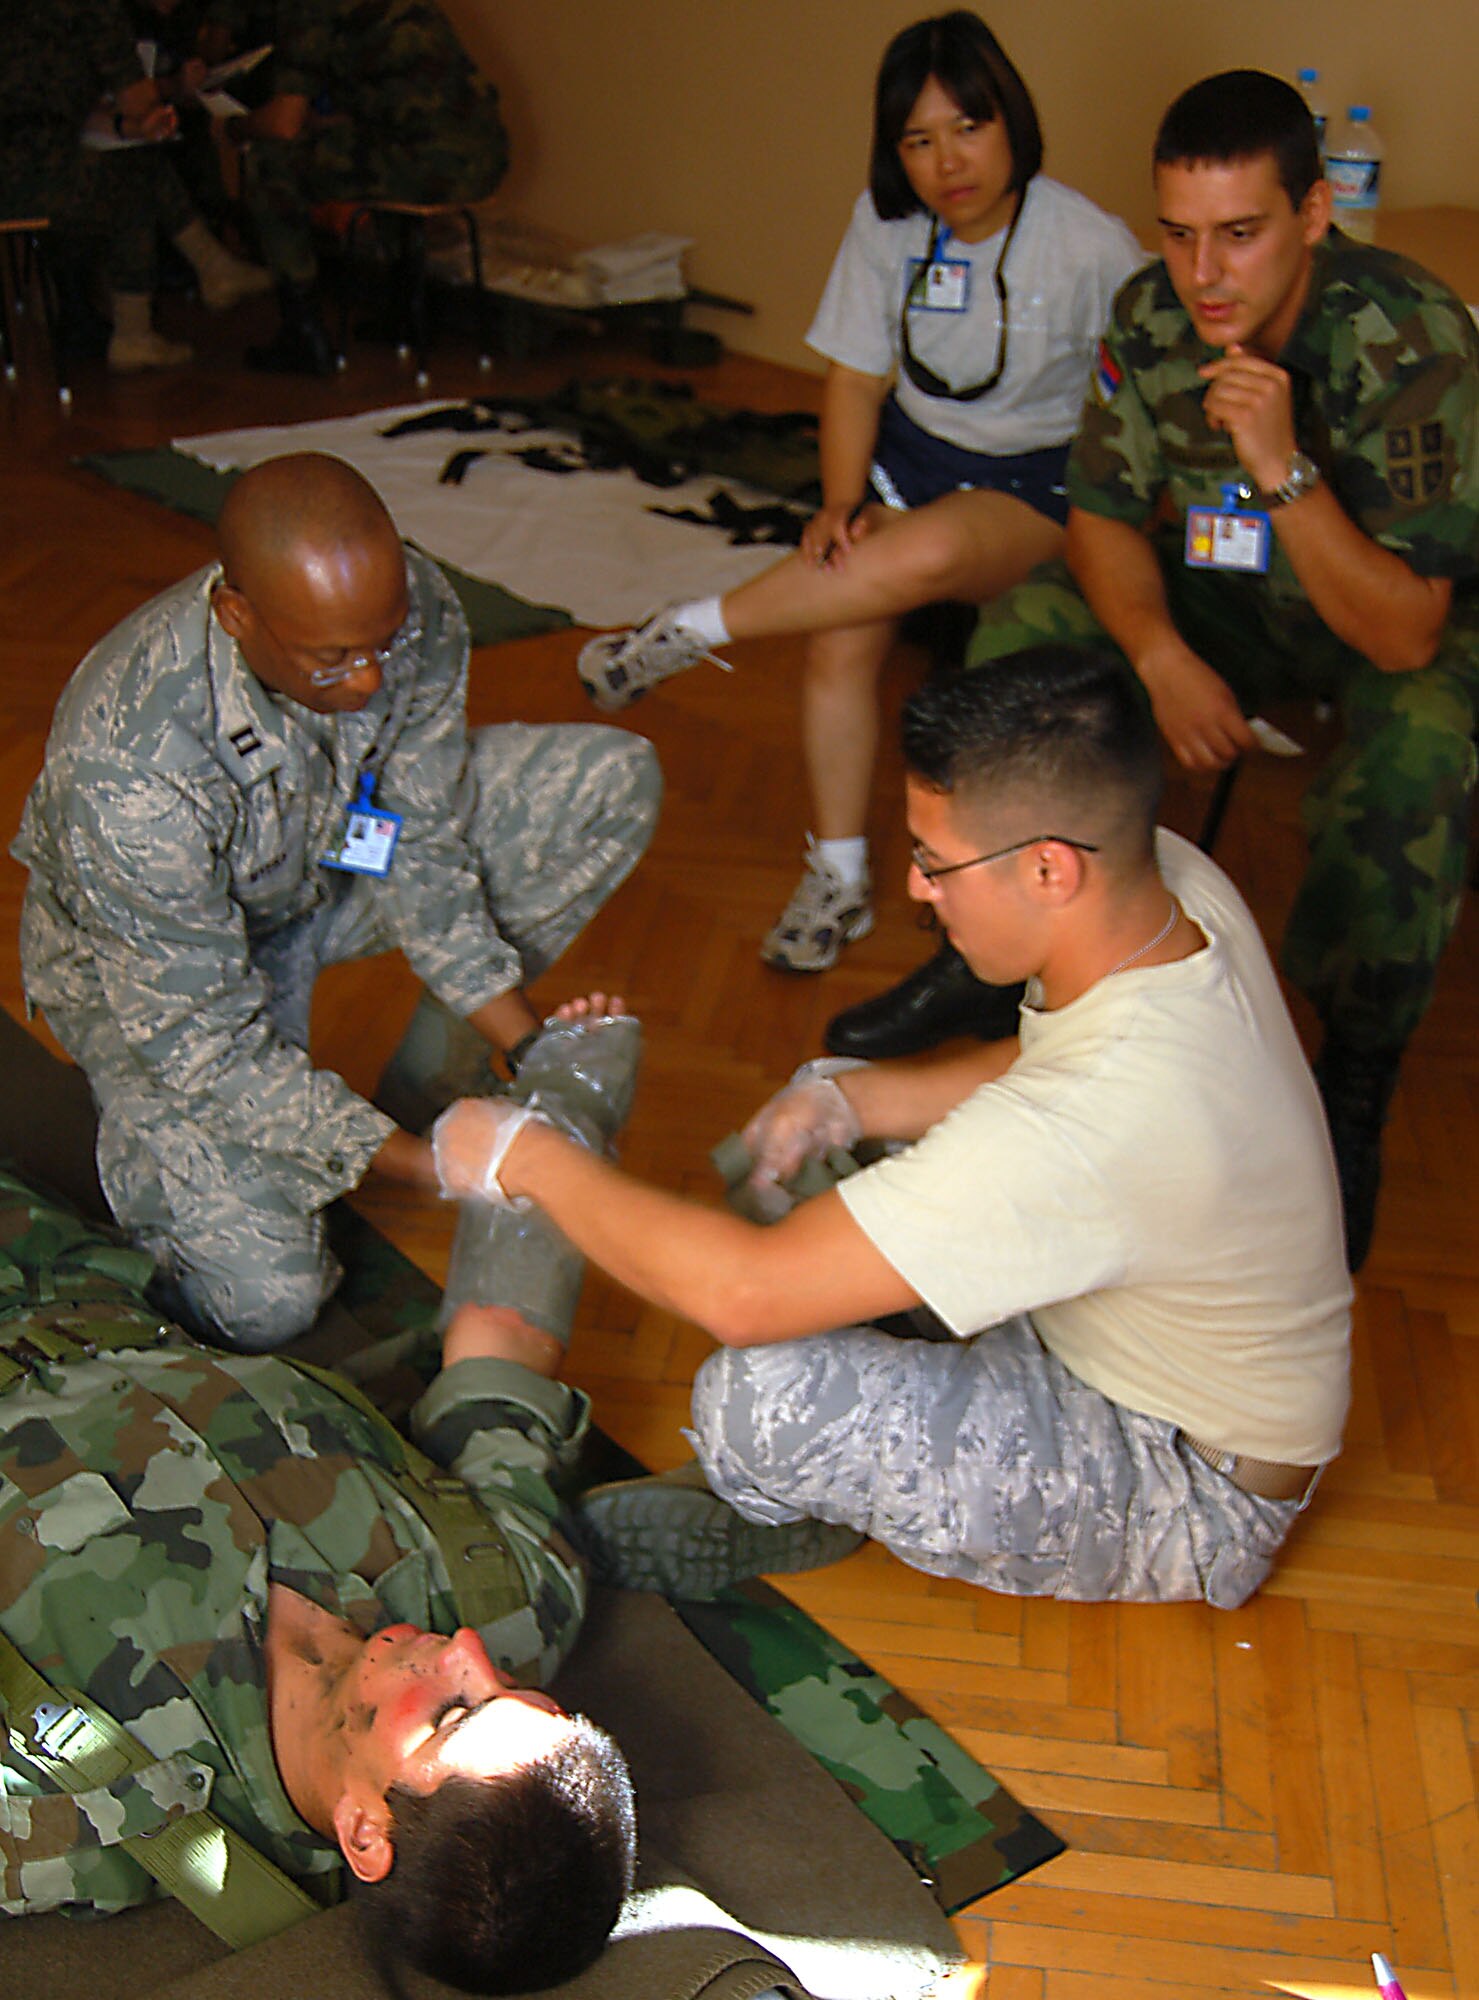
xmin=805 ymin=193 xmax=902 ymax=379
xmin=838 ymin=1078 xmax=1128 ymax=1334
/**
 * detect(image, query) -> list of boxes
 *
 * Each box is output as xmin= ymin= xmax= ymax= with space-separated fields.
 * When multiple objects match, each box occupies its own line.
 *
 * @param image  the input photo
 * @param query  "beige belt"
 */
xmin=1182 ymin=1434 xmax=1322 ymax=1504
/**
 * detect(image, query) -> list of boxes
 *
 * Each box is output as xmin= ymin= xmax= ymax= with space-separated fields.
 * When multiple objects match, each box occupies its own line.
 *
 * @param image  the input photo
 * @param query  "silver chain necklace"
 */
xmin=1104 ymin=897 xmax=1179 ymax=980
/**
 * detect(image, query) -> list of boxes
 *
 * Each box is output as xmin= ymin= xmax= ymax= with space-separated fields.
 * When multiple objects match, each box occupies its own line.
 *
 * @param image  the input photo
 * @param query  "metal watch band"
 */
xmin=1263 ymin=451 xmax=1321 ymax=508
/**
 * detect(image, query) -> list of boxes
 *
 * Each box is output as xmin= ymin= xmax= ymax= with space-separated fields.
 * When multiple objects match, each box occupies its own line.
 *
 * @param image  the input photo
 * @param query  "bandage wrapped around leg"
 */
xmin=434 ymin=1010 xmax=644 ymax=1345
xmin=505 ymin=1010 xmax=643 ymax=1150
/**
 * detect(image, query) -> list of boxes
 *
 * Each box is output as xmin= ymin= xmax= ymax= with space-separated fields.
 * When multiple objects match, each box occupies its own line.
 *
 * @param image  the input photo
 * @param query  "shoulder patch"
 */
xmin=1385 ymin=422 xmax=1449 ymax=504
xmin=1093 ymin=338 xmax=1123 ymax=405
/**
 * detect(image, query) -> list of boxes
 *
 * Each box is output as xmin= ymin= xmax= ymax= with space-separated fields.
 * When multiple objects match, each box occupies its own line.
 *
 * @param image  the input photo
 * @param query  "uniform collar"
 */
xmin=1271 ymin=233 xmax=1337 ymax=384
xmin=204 ymin=565 xmax=290 ymax=786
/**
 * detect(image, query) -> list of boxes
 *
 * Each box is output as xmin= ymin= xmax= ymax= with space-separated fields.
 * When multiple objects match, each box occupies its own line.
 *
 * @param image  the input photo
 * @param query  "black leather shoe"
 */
xmin=1313 ymin=1037 xmax=1402 ymax=1274
xmin=246 ymin=282 xmax=337 ymax=377
xmin=824 ymin=941 xmax=1024 ymax=1059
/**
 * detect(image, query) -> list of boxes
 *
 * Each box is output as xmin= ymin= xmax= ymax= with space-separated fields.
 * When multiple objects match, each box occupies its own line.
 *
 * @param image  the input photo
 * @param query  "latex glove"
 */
xmin=432 ymin=1097 xmax=546 ymax=1207
xmin=742 ymin=1066 xmax=862 ymax=1188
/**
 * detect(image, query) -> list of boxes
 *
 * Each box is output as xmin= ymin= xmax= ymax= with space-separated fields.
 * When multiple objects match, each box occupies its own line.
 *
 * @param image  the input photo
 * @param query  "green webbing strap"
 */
xmin=286 ymin=1359 xmax=527 ymax=1632
xmin=0 ymin=1627 xmax=319 ymax=1949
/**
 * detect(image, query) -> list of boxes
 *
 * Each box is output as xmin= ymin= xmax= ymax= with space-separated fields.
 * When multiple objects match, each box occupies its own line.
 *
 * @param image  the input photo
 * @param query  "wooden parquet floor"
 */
xmin=1 ymin=293 xmax=1474 ymax=2000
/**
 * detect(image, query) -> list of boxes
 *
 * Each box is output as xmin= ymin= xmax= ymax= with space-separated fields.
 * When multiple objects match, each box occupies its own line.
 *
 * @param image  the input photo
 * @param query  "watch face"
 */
xmin=1276 ymin=453 xmax=1318 ymax=503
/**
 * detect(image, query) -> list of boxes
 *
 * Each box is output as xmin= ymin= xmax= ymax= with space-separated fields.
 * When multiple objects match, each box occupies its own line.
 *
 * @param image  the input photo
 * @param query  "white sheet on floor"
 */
xmin=174 ymin=401 xmax=795 ymax=628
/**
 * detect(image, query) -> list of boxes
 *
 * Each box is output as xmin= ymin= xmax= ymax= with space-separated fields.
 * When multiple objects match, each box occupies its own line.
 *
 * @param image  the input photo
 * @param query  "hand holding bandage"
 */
xmin=432 ymin=1097 xmax=549 ymax=1206
xmin=742 ymin=1061 xmax=865 ymax=1188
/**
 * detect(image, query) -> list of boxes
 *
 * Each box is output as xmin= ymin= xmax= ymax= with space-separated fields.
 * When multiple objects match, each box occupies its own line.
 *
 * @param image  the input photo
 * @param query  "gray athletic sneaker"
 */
xmin=572 ymin=1460 xmax=863 ymax=1599
xmin=576 ymin=608 xmax=729 ymax=712
xmin=761 ymin=840 xmax=874 ymax=972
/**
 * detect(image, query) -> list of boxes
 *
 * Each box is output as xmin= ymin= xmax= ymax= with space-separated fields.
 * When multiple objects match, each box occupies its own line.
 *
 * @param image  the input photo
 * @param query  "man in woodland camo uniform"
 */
xmin=0 ymin=0 xmax=271 ymax=370
xmin=226 ymin=0 xmax=509 ymax=373
xmin=0 ymin=1171 xmax=635 ymax=1991
xmin=833 ymin=72 xmax=1479 ymax=1274
xmin=12 ymin=454 xmax=659 ymax=1351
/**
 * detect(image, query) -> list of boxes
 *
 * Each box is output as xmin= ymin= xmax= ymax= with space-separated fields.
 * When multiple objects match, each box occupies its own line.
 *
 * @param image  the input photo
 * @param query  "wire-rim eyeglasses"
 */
xmin=910 ymin=833 xmax=1100 ymax=882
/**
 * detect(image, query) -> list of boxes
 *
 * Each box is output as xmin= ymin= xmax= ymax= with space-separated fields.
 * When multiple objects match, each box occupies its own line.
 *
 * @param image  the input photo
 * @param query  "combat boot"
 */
xmin=107 ymin=293 xmax=192 ymax=373
xmin=246 ymin=281 xmax=338 ymax=377
xmin=1313 ymin=1037 xmax=1403 ymax=1273
xmin=173 ymin=219 xmax=273 ymax=312
xmin=572 ymin=1460 xmax=864 ymax=1598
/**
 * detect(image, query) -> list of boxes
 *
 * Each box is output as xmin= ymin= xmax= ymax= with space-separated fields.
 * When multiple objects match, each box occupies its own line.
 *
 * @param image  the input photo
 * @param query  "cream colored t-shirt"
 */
xmin=838 ymin=833 xmax=1352 ymax=1465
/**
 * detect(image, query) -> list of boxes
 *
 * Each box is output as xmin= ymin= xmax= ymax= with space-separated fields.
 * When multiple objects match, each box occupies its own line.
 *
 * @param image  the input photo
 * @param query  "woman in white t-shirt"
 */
xmin=576 ymin=11 xmax=1144 ymax=971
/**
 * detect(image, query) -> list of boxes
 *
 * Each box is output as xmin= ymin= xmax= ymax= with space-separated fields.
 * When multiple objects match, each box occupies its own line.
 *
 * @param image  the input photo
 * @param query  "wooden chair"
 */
xmin=336 ymin=199 xmax=494 ymax=388
xmin=0 ymin=218 xmax=69 ymax=404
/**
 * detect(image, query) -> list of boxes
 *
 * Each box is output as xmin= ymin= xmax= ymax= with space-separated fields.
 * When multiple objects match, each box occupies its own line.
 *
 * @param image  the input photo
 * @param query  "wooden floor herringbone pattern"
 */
xmin=1 ymin=292 xmax=1474 ymax=2000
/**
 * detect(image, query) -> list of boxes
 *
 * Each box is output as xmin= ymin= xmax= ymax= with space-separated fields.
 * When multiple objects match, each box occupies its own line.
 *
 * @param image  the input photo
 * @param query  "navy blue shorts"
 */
xmin=868 ymin=396 xmax=1070 ymax=526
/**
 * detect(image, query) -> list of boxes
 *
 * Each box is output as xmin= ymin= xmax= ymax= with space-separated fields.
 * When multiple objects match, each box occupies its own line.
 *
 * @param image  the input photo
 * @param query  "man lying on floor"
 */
xmin=0 ymin=1165 xmax=636 ymax=1990
xmin=435 ymin=645 xmax=1354 ymax=1610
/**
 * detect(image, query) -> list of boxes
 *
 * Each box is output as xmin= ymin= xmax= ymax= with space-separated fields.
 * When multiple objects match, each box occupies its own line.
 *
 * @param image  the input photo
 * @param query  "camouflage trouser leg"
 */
xmin=689 ymin=1317 xmax=1297 ymax=1608
xmin=460 ymin=723 xmax=661 ymax=983
xmin=1283 ymin=639 xmax=1478 ymax=1052
xmin=96 ymin=1107 xmax=340 ymax=1353
xmin=968 ymin=559 xmax=1479 ymax=1051
xmin=5 ymin=141 xmax=196 ymax=294
xmin=320 ymin=722 xmax=660 ymax=989
xmin=243 ymin=103 xmax=508 ymax=287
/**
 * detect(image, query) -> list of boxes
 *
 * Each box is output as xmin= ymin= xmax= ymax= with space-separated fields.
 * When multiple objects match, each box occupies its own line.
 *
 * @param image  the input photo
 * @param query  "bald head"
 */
xmin=218 ymin=453 xmax=403 ymax=609
xmin=211 ymin=455 xmax=410 ymax=713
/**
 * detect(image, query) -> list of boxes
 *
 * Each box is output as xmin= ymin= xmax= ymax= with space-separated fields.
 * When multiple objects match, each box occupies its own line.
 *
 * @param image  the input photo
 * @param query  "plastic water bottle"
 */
xmin=1326 ymin=106 xmax=1384 ymax=242
xmin=1296 ymin=67 xmax=1328 ymax=151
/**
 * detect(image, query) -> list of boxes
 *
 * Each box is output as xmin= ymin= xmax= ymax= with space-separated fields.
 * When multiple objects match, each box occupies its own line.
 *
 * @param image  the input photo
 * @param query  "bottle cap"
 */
xmin=1349 ymin=105 xmax=1371 ymax=121
xmin=1297 ymin=67 xmax=1318 ymax=84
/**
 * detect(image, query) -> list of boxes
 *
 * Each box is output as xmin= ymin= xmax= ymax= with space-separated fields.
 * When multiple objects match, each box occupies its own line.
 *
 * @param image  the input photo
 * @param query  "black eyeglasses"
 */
xmin=910 ymin=833 xmax=1100 ymax=882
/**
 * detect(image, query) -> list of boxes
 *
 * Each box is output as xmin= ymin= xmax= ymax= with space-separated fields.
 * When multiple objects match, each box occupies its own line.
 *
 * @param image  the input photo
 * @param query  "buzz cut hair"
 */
xmin=1153 ymin=69 xmax=1323 ymax=211
xmin=902 ymin=646 xmax=1163 ymax=869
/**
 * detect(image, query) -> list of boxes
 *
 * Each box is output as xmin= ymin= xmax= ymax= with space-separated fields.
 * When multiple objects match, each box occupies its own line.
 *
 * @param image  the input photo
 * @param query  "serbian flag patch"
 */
xmin=1093 ymin=339 xmax=1123 ymax=404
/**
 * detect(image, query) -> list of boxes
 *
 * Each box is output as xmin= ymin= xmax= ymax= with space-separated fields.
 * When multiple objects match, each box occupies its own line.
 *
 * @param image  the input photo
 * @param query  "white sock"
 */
xmin=816 ymin=836 xmax=869 ymax=887
xmin=673 ymin=595 xmax=730 ymax=646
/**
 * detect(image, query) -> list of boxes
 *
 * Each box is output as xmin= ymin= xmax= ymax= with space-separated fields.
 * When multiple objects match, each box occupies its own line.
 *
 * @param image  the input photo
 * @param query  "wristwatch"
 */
xmin=1260 ymin=451 xmax=1321 ymax=508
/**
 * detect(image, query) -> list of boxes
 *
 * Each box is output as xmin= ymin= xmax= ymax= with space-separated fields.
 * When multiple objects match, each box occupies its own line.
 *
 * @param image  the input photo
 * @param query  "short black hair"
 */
xmin=356 ymin=1718 xmax=637 ymax=1995
xmin=902 ymin=647 xmax=1162 ymax=866
xmin=1153 ymin=69 xmax=1323 ymax=210
xmin=870 ymin=11 xmax=1043 ymax=220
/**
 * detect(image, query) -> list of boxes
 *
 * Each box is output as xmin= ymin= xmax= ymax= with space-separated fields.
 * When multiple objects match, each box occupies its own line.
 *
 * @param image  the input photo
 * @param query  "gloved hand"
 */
xmin=742 ymin=1063 xmax=863 ymax=1188
xmin=432 ymin=1097 xmax=548 ymax=1207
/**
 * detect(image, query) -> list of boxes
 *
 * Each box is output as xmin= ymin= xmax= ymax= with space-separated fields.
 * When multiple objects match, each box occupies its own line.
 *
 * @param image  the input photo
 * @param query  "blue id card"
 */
xmin=906 ymin=256 xmax=971 ymax=312
xmin=324 ymin=771 xmax=401 ymax=877
xmin=1185 ymin=484 xmax=1271 ymax=575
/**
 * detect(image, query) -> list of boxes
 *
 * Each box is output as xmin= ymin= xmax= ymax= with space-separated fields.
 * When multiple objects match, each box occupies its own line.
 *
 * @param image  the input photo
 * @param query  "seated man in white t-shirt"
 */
xmin=434 ymin=646 xmax=1353 ymax=1609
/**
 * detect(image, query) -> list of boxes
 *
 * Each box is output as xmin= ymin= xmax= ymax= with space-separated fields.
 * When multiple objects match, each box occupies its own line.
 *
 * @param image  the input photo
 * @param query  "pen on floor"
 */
xmin=1372 ymin=1952 xmax=1408 ymax=2000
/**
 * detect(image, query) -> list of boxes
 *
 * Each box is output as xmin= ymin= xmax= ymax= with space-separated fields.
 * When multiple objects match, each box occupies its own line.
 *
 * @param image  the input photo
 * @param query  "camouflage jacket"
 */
xmin=13 ymin=549 xmax=524 ymax=1205
xmin=272 ymin=0 xmax=504 ymax=148
xmin=1 ymin=1335 xmax=590 ymax=1918
xmin=1067 ymin=231 xmax=1479 ymax=625
xmin=0 ymin=0 xmax=144 ymax=145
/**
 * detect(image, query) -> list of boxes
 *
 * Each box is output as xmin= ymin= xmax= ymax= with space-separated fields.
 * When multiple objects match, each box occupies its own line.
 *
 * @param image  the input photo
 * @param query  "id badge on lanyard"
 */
xmin=323 ymin=769 xmax=402 ymax=877
xmin=1185 ymin=481 xmax=1272 ymax=575
xmin=906 ymin=225 xmax=971 ymax=313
